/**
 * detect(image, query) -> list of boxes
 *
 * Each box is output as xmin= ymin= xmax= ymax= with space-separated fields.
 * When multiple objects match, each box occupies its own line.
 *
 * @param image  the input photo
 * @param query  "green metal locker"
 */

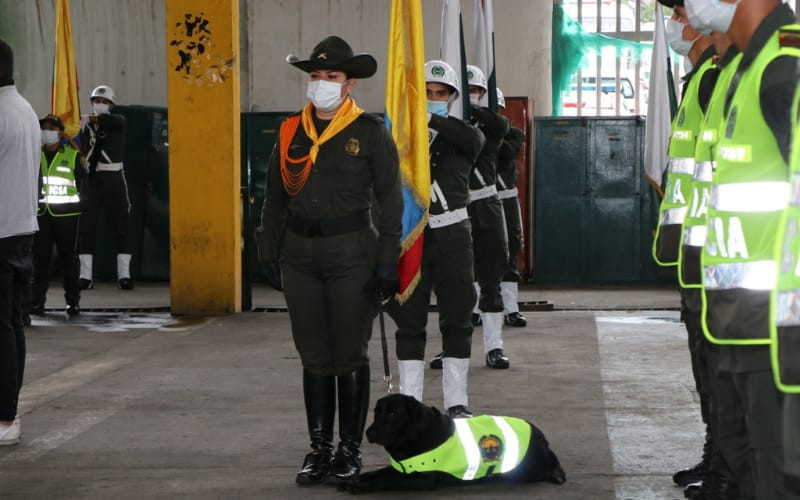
xmin=533 ymin=116 xmax=665 ymax=284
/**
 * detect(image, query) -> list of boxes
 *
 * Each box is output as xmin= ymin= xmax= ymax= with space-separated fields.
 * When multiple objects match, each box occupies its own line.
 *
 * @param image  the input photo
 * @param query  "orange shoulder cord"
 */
xmin=279 ymin=115 xmax=313 ymax=196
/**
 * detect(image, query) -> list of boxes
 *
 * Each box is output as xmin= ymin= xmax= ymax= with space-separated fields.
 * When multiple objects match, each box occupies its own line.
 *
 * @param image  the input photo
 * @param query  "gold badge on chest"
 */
xmin=345 ymin=138 xmax=360 ymax=156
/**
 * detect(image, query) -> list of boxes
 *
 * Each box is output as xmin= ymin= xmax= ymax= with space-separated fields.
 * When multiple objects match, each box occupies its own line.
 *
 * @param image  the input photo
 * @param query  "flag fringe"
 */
xmin=645 ymin=175 xmax=665 ymax=199
xmin=394 ymin=268 xmax=422 ymax=305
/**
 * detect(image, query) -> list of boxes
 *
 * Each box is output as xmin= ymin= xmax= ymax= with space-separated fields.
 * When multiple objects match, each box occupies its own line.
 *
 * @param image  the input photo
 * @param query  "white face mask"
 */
xmin=306 ymin=79 xmax=346 ymax=112
xmin=92 ymin=102 xmax=110 ymax=115
xmin=469 ymin=93 xmax=481 ymax=106
xmin=685 ymin=0 xmax=739 ymax=35
xmin=685 ymin=0 xmax=713 ymax=35
xmin=666 ymin=19 xmax=698 ymax=56
xmin=41 ymin=130 xmax=60 ymax=146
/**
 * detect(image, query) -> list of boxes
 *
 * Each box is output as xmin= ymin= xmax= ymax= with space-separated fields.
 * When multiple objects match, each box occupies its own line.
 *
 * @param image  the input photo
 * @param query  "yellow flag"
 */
xmin=53 ymin=0 xmax=80 ymax=137
xmin=385 ymin=0 xmax=430 ymax=302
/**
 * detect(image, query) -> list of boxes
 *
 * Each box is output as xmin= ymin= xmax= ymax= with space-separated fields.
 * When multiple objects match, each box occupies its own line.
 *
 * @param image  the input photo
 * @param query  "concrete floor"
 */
xmin=0 ymin=283 xmax=699 ymax=499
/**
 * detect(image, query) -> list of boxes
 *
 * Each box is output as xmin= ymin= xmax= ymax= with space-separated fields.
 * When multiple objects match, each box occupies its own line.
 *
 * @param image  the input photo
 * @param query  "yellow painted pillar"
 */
xmin=166 ymin=1 xmax=241 ymax=314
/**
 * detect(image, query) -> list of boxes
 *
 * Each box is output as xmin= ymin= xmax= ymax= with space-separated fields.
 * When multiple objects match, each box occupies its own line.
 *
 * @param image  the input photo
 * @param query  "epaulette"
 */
xmin=778 ymin=27 xmax=800 ymax=48
xmin=358 ymin=112 xmax=385 ymax=125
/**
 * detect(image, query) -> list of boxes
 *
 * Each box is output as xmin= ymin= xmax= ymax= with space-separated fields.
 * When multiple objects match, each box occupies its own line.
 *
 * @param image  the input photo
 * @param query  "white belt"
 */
xmin=96 ymin=162 xmax=124 ymax=172
xmin=428 ymin=207 xmax=469 ymax=229
xmin=498 ymin=187 xmax=518 ymax=200
xmin=468 ymin=185 xmax=498 ymax=203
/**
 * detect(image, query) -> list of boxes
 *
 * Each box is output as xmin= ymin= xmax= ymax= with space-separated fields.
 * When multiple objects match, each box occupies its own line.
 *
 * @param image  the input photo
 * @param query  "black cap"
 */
xmin=39 ymin=114 xmax=65 ymax=130
xmin=286 ymin=36 xmax=377 ymax=79
xmin=656 ymin=0 xmax=684 ymax=7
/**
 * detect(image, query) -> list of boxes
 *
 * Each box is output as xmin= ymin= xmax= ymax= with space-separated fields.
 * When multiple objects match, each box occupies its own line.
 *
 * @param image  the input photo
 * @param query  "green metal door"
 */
xmin=533 ymin=118 xmax=587 ymax=283
xmin=533 ymin=116 xmax=664 ymax=284
xmin=586 ymin=119 xmax=643 ymax=281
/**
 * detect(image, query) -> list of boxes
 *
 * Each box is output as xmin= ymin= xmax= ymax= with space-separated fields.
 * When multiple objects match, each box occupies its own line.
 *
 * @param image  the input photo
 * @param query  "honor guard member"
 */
xmin=697 ymin=0 xmax=800 ymax=497
xmin=495 ymin=88 xmax=527 ymax=328
xmin=29 ymin=114 xmax=83 ymax=317
xmin=430 ymin=66 xmax=510 ymax=369
xmin=78 ymin=85 xmax=133 ymax=290
xmin=770 ymin=72 xmax=800 ymax=498
xmin=655 ymin=0 xmax=723 ymax=494
xmin=256 ymin=36 xmax=403 ymax=486
xmin=466 ymin=65 xmax=511 ymax=369
xmin=387 ymin=60 xmax=484 ymax=419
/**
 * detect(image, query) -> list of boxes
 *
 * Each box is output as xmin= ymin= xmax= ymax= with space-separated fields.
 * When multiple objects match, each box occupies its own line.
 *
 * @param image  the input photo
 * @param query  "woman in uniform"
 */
xmin=256 ymin=36 xmax=403 ymax=486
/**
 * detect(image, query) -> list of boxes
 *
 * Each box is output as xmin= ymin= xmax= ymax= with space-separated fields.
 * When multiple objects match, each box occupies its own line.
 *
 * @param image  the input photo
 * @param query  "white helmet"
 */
xmin=497 ymin=88 xmax=506 ymax=109
xmin=90 ymin=85 xmax=116 ymax=104
xmin=466 ymin=65 xmax=487 ymax=93
xmin=424 ymin=60 xmax=460 ymax=99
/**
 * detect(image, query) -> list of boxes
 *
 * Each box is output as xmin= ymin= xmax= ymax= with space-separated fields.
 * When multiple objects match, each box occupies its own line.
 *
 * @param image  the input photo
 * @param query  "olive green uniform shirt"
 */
xmin=257 ymin=111 xmax=403 ymax=267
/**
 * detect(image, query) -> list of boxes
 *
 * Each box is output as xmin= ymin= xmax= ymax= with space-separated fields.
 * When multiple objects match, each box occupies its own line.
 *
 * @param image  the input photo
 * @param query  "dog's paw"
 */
xmin=549 ymin=465 xmax=567 ymax=485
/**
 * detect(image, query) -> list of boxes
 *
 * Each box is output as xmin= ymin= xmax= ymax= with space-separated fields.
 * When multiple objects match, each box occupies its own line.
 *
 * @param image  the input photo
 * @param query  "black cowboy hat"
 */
xmin=286 ymin=35 xmax=377 ymax=79
xmin=39 ymin=113 xmax=65 ymax=130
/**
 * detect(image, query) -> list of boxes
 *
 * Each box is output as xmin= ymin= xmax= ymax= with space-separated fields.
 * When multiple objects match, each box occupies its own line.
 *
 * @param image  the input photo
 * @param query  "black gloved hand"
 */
xmin=375 ymin=263 xmax=400 ymax=301
xmin=262 ymin=259 xmax=283 ymax=291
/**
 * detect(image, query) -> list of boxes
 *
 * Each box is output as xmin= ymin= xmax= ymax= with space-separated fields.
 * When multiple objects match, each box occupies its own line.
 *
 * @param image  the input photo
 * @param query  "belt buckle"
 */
xmin=305 ymin=220 xmax=321 ymax=237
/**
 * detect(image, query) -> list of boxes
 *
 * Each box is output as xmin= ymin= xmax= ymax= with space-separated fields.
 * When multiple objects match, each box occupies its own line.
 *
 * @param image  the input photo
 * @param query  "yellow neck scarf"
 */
xmin=300 ymin=96 xmax=364 ymax=163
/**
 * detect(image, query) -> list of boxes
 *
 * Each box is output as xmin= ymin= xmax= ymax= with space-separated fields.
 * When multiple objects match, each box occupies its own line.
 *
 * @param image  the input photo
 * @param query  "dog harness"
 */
xmin=389 ymin=415 xmax=531 ymax=480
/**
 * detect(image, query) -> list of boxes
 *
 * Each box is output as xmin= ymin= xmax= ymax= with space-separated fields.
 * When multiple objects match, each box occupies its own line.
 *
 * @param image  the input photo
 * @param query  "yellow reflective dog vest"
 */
xmin=389 ymin=415 xmax=531 ymax=480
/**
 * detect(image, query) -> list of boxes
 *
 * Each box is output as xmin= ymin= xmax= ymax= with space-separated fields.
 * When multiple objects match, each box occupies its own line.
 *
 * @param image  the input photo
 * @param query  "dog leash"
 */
xmin=378 ymin=300 xmax=393 ymax=393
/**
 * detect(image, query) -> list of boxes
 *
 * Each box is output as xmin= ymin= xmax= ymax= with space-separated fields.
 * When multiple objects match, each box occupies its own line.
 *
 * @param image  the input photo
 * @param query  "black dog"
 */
xmin=342 ymin=393 xmax=566 ymax=493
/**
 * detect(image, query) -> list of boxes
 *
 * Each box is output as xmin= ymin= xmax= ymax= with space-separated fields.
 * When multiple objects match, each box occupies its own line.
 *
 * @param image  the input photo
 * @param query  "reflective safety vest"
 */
xmin=680 ymin=53 xmax=744 ymax=289
xmin=653 ymin=57 xmax=716 ymax=267
xmin=38 ymin=146 xmax=81 ymax=217
xmin=701 ymin=25 xmax=800 ymax=344
xmin=389 ymin=415 xmax=531 ymax=480
xmin=770 ymin=82 xmax=800 ymax=392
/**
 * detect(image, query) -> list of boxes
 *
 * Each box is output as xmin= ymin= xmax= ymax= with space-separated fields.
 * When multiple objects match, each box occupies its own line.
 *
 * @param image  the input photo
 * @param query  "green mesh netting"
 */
xmin=551 ymin=3 xmax=653 ymax=116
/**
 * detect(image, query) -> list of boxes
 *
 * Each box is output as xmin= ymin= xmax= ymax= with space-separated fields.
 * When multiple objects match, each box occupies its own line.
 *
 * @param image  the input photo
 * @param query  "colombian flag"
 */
xmin=52 ymin=0 xmax=80 ymax=138
xmin=385 ymin=0 xmax=430 ymax=303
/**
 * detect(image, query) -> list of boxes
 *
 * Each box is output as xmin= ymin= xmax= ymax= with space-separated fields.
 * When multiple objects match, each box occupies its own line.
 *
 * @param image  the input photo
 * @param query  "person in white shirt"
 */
xmin=0 ymin=38 xmax=41 ymax=446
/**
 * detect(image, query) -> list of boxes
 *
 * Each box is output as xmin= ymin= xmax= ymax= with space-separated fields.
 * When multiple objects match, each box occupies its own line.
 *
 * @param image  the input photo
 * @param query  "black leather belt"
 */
xmin=287 ymin=210 xmax=370 ymax=238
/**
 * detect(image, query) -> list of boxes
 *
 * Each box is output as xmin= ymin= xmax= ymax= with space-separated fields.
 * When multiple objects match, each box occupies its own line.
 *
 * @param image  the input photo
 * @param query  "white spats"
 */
xmin=500 ymin=281 xmax=519 ymax=314
xmin=442 ymin=357 xmax=470 ymax=409
xmin=481 ymin=312 xmax=504 ymax=353
xmin=79 ymin=254 xmax=92 ymax=280
xmin=117 ymin=253 xmax=132 ymax=279
xmin=397 ymin=360 xmax=425 ymax=402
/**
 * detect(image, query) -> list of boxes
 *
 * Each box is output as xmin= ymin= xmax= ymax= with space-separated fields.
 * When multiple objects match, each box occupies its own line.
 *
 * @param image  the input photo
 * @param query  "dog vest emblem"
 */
xmin=479 ymin=434 xmax=503 ymax=462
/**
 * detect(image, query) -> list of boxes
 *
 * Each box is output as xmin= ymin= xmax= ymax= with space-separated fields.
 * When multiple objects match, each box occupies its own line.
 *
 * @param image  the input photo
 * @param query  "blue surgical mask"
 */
xmin=427 ymin=101 xmax=449 ymax=117
xmin=666 ymin=19 xmax=698 ymax=56
xmin=686 ymin=0 xmax=739 ymax=35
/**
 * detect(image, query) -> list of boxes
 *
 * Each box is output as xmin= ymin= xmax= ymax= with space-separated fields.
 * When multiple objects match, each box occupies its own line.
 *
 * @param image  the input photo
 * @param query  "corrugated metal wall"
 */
xmin=0 ymin=0 xmax=552 ymax=116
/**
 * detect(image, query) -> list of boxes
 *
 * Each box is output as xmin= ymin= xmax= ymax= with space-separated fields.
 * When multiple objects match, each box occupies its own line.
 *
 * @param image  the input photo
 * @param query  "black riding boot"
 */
xmin=296 ymin=369 xmax=335 ymax=485
xmin=330 ymin=364 xmax=370 ymax=482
